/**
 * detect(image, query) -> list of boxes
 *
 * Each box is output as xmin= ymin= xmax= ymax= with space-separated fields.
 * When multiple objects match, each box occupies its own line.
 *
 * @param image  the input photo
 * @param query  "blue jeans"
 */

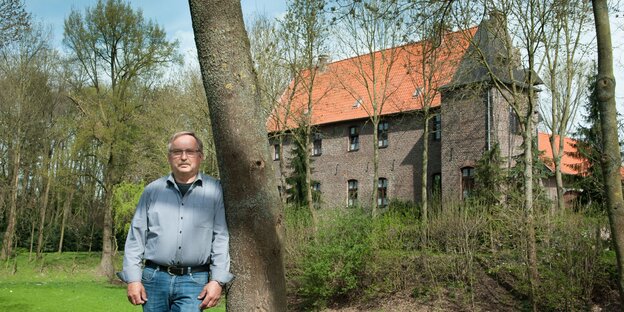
xmin=141 ymin=266 xmax=209 ymax=312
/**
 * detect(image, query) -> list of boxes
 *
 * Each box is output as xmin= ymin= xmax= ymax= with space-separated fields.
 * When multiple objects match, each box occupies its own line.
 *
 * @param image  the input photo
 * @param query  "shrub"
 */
xmin=296 ymin=208 xmax=372 ymax=309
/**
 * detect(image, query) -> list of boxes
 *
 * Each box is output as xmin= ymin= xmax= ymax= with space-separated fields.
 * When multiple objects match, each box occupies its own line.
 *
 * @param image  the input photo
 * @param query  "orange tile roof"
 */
xmin=268 ymin=27 xmax=479 ymax=132
xmin=538 ymin=132 xmax=588 ymax=176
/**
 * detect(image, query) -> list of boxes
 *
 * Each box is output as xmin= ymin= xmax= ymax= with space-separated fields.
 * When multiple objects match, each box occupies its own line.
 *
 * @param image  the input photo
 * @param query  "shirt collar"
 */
xmin=166 ymin=173 xmax=204 ymax=187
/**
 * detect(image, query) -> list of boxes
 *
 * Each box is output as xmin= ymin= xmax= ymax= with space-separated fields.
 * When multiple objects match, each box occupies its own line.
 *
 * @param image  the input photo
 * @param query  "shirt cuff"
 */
xmin=210 ymin=268 xmax=235 ymax=284
xmin=116 ymin=270 xmax=142 ymax=284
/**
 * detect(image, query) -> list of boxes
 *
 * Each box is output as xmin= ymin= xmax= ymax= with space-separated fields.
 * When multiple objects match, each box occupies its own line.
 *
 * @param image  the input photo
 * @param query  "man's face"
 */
xmin=167 ymin=134 xmax=203 ymax=179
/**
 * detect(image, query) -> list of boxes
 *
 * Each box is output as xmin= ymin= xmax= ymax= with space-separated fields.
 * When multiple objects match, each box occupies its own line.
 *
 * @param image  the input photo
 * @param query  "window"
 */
xmin=353 ymin=98 xmax=362 ymax=108
xmin=461 ymin=167 xmax=475 ymax=200
xmin=377 ymin=178 xmax=388 ymax=208
xmin=412 ymin=87 xmax=423 ymax=98
xmin=431 ymin=173 xmax=441 ymax=198
xmin=378 ymin=121 xmax=389 ymax=148
xmin=347 ymin=179 xmax=358 ymax=207
xmin=312 ymin=182 xmax=321 ymax=192
xmin=510 ymin=108 xmax=521 ymax=135
xmin=273 ymin=144 xmax=280 ymax=161
xmin=312 ymin=182 xmax=321 ymax=208
xmin=312 ymin=133 xmax=322 ymax=156
xmin=348 ymin=126 xmax=359 ymax=151
xmin=432 ymin=114 xmax=441 ymax=141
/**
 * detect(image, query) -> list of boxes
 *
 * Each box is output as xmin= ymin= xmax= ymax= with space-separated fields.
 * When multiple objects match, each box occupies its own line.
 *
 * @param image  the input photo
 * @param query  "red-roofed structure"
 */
xmin=267 ymin=14 xmax=577 ymax=208
xmin=267 ymin=27 xmax=477 ymax=133
xmin=537 ymin=132 xmax=588 ymax=176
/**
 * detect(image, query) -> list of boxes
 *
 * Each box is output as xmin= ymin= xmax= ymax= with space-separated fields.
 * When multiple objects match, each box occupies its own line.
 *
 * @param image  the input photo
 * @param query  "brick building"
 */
xmin=267 ymin=14 xmax=582 ymax=209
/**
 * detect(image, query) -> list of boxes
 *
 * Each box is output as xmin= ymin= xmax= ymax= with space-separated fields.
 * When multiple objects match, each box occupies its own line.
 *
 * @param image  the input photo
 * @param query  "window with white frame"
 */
xmin=377 ymin=177 xmax=388 ymax=207
xmin=312 ymin=133 xmax=322 ymax=156
xmin=378 ymin=121 xmax=388 ymax=148
xmin=348 ymin=126 xmax=359 ymax=151
xmin=432 ymin=114 xmax=441 ymax=141
xmin=347 ymin=179 xmax=358 ymax=207
xmin=273 ymin=144 xmax=280 ymax=161
xmin=311 ymin=181 xmax=321 ymax=208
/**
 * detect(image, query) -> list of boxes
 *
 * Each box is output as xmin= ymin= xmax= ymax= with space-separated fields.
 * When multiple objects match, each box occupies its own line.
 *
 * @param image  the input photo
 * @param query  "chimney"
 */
xmin=317 ymin=54 xmax=330 ymax=72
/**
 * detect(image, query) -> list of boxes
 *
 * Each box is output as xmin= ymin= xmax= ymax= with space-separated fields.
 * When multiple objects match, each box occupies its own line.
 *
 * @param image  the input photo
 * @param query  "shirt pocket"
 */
xmin=191 ymin=201 xmax=214 ymax=228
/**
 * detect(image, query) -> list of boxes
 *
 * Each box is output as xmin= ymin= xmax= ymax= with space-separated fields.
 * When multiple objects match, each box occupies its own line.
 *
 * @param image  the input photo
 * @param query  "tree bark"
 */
xmin=1 ymin=132 xmax=21 ymax=260
xmin=421 ymin=113 xmax=430 ymax=224
xmin=36 ymin=144 xmax=54 ymax=258
xmin=189 ymin=0 xmax=288 ymax=311
xmin=99 ymin=149 xmax=115 ymax=279
xmin=592 ymin=0 xmax=624 ymax=303
xmin=58 ymin=189 xmax=75 ymax=253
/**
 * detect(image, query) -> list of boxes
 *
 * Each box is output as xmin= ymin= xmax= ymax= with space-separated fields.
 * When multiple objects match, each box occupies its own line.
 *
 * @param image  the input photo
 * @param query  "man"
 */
xmin=117 ymin=131 xmax=234 ymax=311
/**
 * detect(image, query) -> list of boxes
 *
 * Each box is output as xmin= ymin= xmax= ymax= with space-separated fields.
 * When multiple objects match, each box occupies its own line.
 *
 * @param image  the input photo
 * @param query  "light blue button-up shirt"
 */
xmin=118 ymin=173 xmax=234 ymax=284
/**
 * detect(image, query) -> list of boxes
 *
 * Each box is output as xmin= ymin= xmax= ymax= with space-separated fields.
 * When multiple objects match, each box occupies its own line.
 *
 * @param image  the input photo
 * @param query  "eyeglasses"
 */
xmin=169 ymin=149 xmax=202 ymax=158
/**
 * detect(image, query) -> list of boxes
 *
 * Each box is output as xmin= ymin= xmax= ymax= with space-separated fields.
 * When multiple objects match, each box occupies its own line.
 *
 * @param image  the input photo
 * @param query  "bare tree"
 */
xmin=450 ymin=1 xmax=550 ymax=309
xmin=63 ymin=0 xmax=179 ymax=278
xmin=540 ymin=0 xmax=593 ymax=212
xmin=0 ymin=25 xmax=56 ymax=260
xmin=249 ymin=16 xmax=292 ymax=204
xmin=330 ymin=0 xmax=411 ymax=215
xmin=0 ymin=0 xmax=30 ymax=48
xmin=189 ymin=0 xmax=288 ymax=310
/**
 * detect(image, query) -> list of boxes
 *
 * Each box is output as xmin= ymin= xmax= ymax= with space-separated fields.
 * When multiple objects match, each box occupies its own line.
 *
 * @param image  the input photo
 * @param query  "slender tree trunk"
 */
xmin=372 ymin=118 xmax=380 ymax=216
xmin=58 ymin=189 xmax=75 ymax=253
xmin=36 ymin=145 xmax=54 ymax=258
xmin=277 ymin=137 xmax=288 ymax=204
xmin=592 ymin=0 xmax=624 ymax=303
xmin=304 ymin=124 xmax=317 ymax=226
xmin=524 ymin=107 xmax=539 ymax=312
xmin=189 ymin=0 xmax=287 ymax=310
xmin=28 ymin=217 xmax=35 ymax=261
xmin=99 ymin=150 xmax=115 ymax=278
xmin=1 ymin=137 xmax=21 ymax=260
xmin=421 ymin=113 xmax=430 ymax=224
xmin=554 ymin=159 xmax=565 ymax=212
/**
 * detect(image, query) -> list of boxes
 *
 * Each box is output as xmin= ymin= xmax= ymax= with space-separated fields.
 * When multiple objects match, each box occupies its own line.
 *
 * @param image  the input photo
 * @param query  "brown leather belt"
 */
xmin=145 ymin=260 xmax=210 ymax=276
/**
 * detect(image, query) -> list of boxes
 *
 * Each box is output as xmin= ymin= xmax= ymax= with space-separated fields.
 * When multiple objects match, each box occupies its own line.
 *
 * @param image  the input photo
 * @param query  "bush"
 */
xmin=296 ymin=208 xmax=372 ymax=309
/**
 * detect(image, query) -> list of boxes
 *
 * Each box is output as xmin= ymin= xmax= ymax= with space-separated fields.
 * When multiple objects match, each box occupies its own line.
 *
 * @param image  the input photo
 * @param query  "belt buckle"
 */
xmin=166 ymin=266 xmax=182 ymax=276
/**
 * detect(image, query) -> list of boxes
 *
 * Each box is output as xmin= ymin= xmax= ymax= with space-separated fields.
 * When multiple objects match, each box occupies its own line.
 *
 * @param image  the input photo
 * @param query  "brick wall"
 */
xmin=270 ymin=112 xmax=441 ymax=208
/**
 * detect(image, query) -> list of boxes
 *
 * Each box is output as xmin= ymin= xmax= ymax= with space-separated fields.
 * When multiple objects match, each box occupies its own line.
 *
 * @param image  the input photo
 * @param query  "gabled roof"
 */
xmin=538 ymin=132 xmax=624 ymax=179
xmin=538 ymin=132 xmax=588 ymax=176
xmin=267 ymin=27 xmax=478 ymax=132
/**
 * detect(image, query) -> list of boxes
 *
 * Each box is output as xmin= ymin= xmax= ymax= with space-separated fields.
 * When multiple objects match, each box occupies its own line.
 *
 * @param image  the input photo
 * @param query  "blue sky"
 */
xmin=25 ymin=0 xmax=287 ymax=65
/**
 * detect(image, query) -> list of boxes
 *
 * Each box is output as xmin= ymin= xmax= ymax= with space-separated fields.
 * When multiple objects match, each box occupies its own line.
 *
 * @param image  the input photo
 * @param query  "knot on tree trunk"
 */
xmin=595 ymin=75 xmax=616 ymax=102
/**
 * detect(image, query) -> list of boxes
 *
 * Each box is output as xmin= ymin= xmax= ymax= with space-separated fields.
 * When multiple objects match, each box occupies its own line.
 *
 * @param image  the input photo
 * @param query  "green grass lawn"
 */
xmin=0 ymin=251 xmax=224 ymax=312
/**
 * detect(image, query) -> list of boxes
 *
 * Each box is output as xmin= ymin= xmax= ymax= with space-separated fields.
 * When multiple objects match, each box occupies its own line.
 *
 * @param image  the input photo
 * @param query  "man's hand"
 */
xmin=127 ymin=281 xmax=148 ymax=305
xmin=198 ymin=280 xmax=223 ymax=310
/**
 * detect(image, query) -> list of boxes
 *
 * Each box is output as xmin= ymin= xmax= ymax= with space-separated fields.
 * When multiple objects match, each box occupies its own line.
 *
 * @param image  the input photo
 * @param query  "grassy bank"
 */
xmin=0 ymin=252 xmax=225 ymax=312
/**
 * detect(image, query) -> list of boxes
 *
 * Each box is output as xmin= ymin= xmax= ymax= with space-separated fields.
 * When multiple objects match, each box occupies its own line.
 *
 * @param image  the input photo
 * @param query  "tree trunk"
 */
xmin=372 ymin=118 xmax=380 ymax=216
xmin=189 ymin=0 xmax=288 ymax=310
xmin=58 ymin=189 xmax=74 ymax=253
xmin=36 ymin=145 xmax=54 ymax=258
xmin=421 ymin=113 xmax=430 ymax=224
xmin=592 ymin=0 xmax=624 ymax=303
xmin=1 ymin=136 xmax=21 ymax=260
xmin=304 ymin=128 xmax=317 ymax=225
xmin=99 ymin=151 xmax=115 ymax=279
xmin=523 ymin=108 xmax=539 ymax=312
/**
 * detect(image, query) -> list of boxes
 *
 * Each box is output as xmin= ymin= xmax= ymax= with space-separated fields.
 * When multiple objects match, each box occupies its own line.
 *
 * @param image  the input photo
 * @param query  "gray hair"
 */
xmin=168 ymin=131 xmax=204 ymax=152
